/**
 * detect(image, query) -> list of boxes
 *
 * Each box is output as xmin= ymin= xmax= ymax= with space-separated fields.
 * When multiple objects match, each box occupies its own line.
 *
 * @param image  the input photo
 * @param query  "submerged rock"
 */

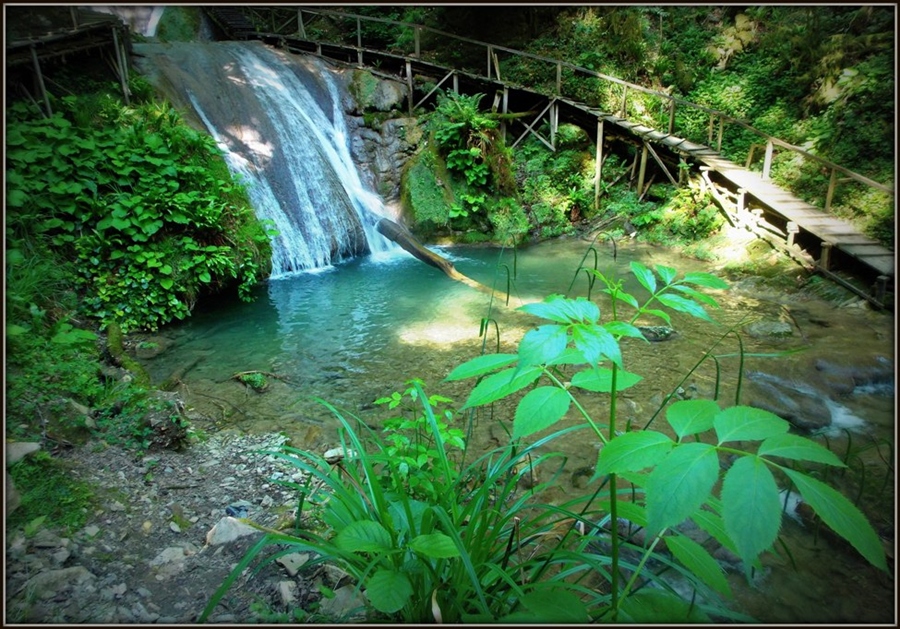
xmin=637 ymin=326 xmax=679 ymax=342
xmin=744 ymin=371 xmax=832 ymax=432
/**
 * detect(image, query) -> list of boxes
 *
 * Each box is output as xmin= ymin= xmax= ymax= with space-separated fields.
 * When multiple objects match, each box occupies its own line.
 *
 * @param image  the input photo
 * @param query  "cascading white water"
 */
xmin=134 ymin=41 xmax=396 ymax=276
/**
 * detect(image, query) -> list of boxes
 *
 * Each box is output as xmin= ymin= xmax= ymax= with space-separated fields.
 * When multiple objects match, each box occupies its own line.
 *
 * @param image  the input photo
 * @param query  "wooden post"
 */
xmin=297 ymin=9 xmax=306 ymax=38
xmin=786 ymin=221 xmax=799 ymax=247
xmin=112 ymin=27 xmax=130 ymax=105
xmin=875 ymin=275 xmax=889 ymax=303
xmin=556 ymin=61 xmax=562 ymax=96
xmin=356 ymin=17 xmax=362 ymax=48
xmin=486 ymin=45 xmax=492 ymax=79
xmin=637 ymin=142 xmax=649 ymax=194
xmin=630 ymin=149 xmax=639 ymax=187
xmin=825 ymin=167 xmax=837 ymax=212
xmin=745 ymin=144 xmax=757 ymax=168
xmin=707 ymin=113 xmax=714 ymax=145
xmin=316 ymin=43 xmax=322 ymax=56
xmin=762 ymin=140 xmax=774 ymax=180
xmin=492 ymin=50 xmax=501 ymax=81
xmin=70 ymin=6 xmax=78 ymax=28
xmin=406 ymin=60 xmax=413 ymax=115
xmin=501 ymin=87 xmax=508 ymax=143
xmin=414 ymin=26 xmax=420 ymax=58
xmin=620 ymin=85 xmax=628 ymax=117
xmin=594 ymin=119 xmax=604 ymax=211
xmin=30 ymin=45 xmax=52 ymax=117
xmin=667 ymin=99 xmax=675 ymax=135
xmin=452 ymin=73 xmax=458 ymax=94
xmin=820 ymin=242 xmax=833 ymax=271
xmin=716 ymin=115 xmax=724 ymax=152
xmin=550 ymin=101 xmax=558 ymax=151
xmin=737 ymin=188 xmax=747 ymax=222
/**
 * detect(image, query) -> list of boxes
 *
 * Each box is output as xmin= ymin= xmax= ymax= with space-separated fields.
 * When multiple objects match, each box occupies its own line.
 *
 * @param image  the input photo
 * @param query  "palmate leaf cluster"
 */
xmin=5 ymin=93 xmax=273 ymax=332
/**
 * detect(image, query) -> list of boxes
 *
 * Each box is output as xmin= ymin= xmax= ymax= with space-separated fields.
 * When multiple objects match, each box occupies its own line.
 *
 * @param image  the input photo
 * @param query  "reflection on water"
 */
xmin=141 ymin=239 xmax=894 ymax=622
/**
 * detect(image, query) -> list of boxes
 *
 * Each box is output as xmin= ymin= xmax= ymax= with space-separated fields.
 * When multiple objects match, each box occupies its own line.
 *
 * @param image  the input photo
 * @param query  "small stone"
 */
xmin=169 ymin=521 xmax=181 ymax=533
xmin=82 ymin=525 xmax=101 ymax=538
xmin=325 ymin=564 xmax=352 ymax=586
xmin=277 ymin=580 xmax=298 ymax=606
xmin=318 ymin=584 xmax=366 ymax=622
xmin=32 ymin=529 xmax=63 ymax=548
xmin=141 ymin=521 xmax=152 ymax=535
xmin=6 ymin=442 xmax=41 ymax=465
xmin=276 ymin=552 xmax=309 ymax=577
xmin=20 ymin=566 xmax=96 ymax=600
xmin=205 ymin=516 xmax=260 ymax=546
xmin=51 ymin=548 xmax=71 ymax=565
xmin=260 ymin=495 xmax=274 ymax=508
xmin=149 ymin=546 xmax=187 ymax=566
xmin=136 ymin=587 xmax=152 ymax=598
xmin=109 ymin=501 xmax=126 ymax=512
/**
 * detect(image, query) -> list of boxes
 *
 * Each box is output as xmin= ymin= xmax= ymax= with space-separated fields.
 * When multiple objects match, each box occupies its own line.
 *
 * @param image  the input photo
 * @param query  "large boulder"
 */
xmin=743 ymin=371 xmax=832 ymax=432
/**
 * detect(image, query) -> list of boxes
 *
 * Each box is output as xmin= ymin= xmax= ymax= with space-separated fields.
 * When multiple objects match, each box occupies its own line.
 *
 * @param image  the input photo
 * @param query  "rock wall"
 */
xmin=340 ymin=69 xmax=423 ymax=204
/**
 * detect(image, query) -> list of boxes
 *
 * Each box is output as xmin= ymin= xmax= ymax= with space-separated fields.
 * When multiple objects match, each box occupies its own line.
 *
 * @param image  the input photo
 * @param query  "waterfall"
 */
xmin=90 ymin=6 xmax=166 ymax=37
xmin=133 ymin=41 xmax=396 ymax=276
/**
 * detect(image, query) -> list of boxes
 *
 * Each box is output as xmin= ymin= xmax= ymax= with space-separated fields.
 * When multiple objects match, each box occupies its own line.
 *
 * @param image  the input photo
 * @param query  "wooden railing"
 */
xmin=236 ymin=7 xmax=894 ymax=211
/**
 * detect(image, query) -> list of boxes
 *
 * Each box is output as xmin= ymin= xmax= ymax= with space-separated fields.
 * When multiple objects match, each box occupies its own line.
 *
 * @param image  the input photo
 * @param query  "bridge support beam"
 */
xmin=405 ymin=61 xmax=413 ymax=115
xmin=820 ymin=242 xmax=833 ymax=271
xmin=637 ymin=142 xmax=649 ymax=195
xmin=875 ymin=275 xmax=889 ymax=303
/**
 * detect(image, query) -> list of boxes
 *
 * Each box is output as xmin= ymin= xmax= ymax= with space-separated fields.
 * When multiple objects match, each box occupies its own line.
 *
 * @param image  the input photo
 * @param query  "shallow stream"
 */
xmin=137 ymin=238 xmax=894 ymax=622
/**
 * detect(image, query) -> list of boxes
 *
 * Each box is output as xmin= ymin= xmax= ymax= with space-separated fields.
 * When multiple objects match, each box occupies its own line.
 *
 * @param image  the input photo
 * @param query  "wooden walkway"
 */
xmin=204 ymin=8 xmax=894 ymax=307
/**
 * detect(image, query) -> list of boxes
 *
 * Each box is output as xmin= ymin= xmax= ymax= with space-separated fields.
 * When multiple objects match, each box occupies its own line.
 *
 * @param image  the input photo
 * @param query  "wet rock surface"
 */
xmin=4 ymin=430 xmax=360 ymax=623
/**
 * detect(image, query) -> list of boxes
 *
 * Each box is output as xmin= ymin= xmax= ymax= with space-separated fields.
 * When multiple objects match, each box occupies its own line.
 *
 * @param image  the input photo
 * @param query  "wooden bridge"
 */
xmin=203 ymin=7 xmax=894 ymax=309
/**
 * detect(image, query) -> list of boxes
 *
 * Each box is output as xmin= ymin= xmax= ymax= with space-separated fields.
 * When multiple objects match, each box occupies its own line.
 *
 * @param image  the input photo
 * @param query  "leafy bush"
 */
xmin=6 ymin=95 xmax=273 ymax=332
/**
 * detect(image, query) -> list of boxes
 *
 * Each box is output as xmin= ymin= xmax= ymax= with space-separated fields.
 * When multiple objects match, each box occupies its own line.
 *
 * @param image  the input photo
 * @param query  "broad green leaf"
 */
xmin=690 ymin=508 xmax=741 ymax=558
xmin=630 ymin=261 xmax=656 ymax=294
xmin=784 ymin=468 xmax=887 ymax=571
xmin=518 ymin=324 xmax=568 ymax=367
xmin=655 ymin=264 xmax=677 ymax=286
xmin=518 ymin=294 xmax=576 ymax=323
xmin=758 ymin=433 xmax=846 ymax=467
xmin=520 ymin=588 xmax=590 ymax=623
xmin=646 ymin=442 xmax=719 ymax=536
xmin=657 ymin=292 xmax=712 ymax=322
xmin=666 ymin=399 xmax=720 ymax=440
xmin=618 ymin=589 xmax=710 ymax=623
xmin=513 ymin=386 xmax=571 ymax=439
xmin=198 ymin=270 xmax=212 ymax=283
xmin=408 ymin=532 xmax=460 ymax=558
xmin=546 ymin=347 xmax=587 ymax=366
xmin=641 ymin=308 xmax=671 ymax=325
xmin=160 ymin=278 xmax=174 ymax=290
xmin=334 ymin=520 xmax=392 ymax=553
xmin=570 ymin=367 xmax=642 ymax=393
xmin=666 ymin=533 xmax=732 ymax=597
xmin=604 ymin=320 xmax=646 ymax=341
xmin=714 ymin=406 xmax=789 ymax=444
xmin=572 ymin=322 xmax=621 ymax=367
xmin=444 ymin=353 xmax=518 ymax=381
xmin=365 ymin=569 xmax=412 ymax=613
xmin=596 ymin=431 xmax=674 ymax=476
xmin=6 ymin=324 xmax=29 ymax=336
xmin=722 ymin=455 xmax=782 ymax=572
xmin=608 ymin=289 xmax=640 ymax=309
xmin=564 ymin=297 xmax=601 ymax=323
xmin=460 ymin=365 xmax=542 ymax=409
xmin=673 ymin=284 xmax=721 ymax=308
xmin=159 ymin=264 xmax=173 ymax=275
xmin=682 ymin=272 xmax=729 ymax=290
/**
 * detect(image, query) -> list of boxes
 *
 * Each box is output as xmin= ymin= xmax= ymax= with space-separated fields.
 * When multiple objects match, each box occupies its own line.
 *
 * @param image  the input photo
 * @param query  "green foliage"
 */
xmin=237 ymin=372 xmax=269 ymax=392
xmin=400 ymin=147 xmax=452 ymax=236
xmin=6 ymin=94 xmax=272 ymax=332
xmin=7 ymin=452 xmax=95 ymax=535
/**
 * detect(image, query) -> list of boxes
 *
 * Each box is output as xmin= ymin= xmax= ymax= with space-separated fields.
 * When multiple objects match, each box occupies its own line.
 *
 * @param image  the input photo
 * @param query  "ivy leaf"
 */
xmin=570 ymin=367 xmax=642 ymax=393
xmin=408 ymin=532 xmax=459 ymax=558
xmin=646 ymin=442 xmax=719 ymax=536
xmin=518 ymin=324 xmax=568 ymax=367
xmin=758 ymin=433 xmax=846 ymax=467
xmin=444 ymin=353 xmax=518 ymax=381
xmin=198 ymin=271 xmax=212 ymax=283
xmin=596 ymin=431 xmax=674 ymax=476
xmin=160 ymin=278 xmax=174 ymax=290
xmin=630 ymin=261 xmax=656 ymax=294
xmin=666 ymin=533 xmax=732 ymax=597
xmin=666 ymin=399 xmax=720 ymax=440
xmin=460 ymin=366 xmax=542 ymax=410
xmin=513 ymin=386 xmax=571 ymax=439
xmin=784 ymin=468 xmax=887 ymax=571
xmin=365 ymin=569 xmax=412 ymax=613
xmin=714 ymin=406 xmax=789 ymax=444
xmin=722 ymin=455 xmax=782 ymax=575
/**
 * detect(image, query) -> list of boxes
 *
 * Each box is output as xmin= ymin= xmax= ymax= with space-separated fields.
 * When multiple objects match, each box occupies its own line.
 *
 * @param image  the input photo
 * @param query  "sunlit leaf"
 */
xmin=682 ymin=272 xmax=729 ymax=290
xmin=444 ymin=353 xmax=518 ymax=381
xmin=673 ymin=284 xmax=721 ymax=308
xmin=518 ymin=294 xmax=575 ymax=323
xmin=758 ymin=433 xmax=846 ymax=467
xmin=572 ymin=322 xmax=621 ymax=367
xmin=666 ymin=399 xmax=720 ymax=440
xmin=666 ymin=533 xmax=732 ymax=597
xmin=722 ymin=455 xmax=782 ymax=573
xmin=646 ymin=442 xmax=719 ymax=536
xmin=630 ymin=261 xmax=656 ymax=294
xmin=518 ymin=324 xmax=568 ymax=367
xmin=334 ymin=520 xmax=392 ymax=553
xmin=570 ymin=367 xmax=642 ymax=393
xmin=461 ymin=365 xmax=543 ymax=409
xmin=408 ymin=532 xmax=460 ymax=558
xmin=596 ymin=431 xmax=673 ymax=476
xmin=604 ymin=320 xmax=646 ymax=341
xmin=513 ymin=386 xmax=571 ymax=439
xmin=714 ymin=406 xmax=789 ymax=444
xmin=641 ymin=308 xmax=671 ymax=325
xmin=657 ymin=293 xmax=711 ymax=322
xmin=784 ymin=468 xmax=887 ymax=571
xmin=655 ymin=264 xmax=677 ymax=286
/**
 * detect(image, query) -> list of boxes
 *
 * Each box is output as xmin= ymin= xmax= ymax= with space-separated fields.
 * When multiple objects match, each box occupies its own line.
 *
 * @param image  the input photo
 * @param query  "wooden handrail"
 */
xmin=245 ymin=6 xmax=893 ymax=197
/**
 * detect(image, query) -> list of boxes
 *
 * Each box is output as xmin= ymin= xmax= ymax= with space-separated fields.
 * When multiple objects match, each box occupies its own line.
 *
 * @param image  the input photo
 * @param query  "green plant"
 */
xmin=237 ymin=372 xmax=269 ymax=392
xmin=7 ymin=451 xmax=95 ymax=535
